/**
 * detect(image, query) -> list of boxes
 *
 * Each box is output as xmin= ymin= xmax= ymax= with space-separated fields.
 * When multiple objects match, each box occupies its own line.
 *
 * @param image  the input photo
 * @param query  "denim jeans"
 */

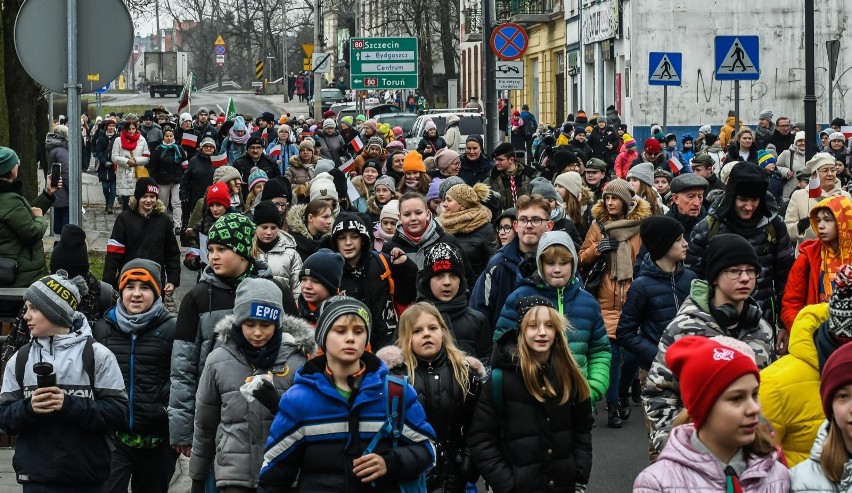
xmin=101 ymin=180 xmax=116 ymax=209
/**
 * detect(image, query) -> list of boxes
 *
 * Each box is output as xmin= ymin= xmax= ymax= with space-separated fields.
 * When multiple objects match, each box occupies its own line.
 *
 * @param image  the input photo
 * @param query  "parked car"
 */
xmin=375 ymin=113 xmax=419 ymax=136
xmin=333 ymin=103 xmax=401 ymax=122
xmin=308 ymin=88 xmax=347 ymax=118
xmin=406 ymin=109 xmax=484 ymax=152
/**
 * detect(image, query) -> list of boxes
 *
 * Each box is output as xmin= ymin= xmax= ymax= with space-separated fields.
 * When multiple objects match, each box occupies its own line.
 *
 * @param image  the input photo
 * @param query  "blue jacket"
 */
xmin=469 ymin=238 xmax=527 ymax=327
xmin=495 ymin=276 xmax=611 ymax=403
xmin=267 ymin=138 xmax=299 ymax=175
xmin=614 ymin=254 xmax=696 ymax=369
xmin=258 ymin=353 xmax=436 ymax=492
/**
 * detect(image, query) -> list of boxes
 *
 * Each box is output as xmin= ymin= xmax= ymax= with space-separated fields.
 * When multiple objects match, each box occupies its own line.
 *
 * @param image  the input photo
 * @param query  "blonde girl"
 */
xmin=469 ymin=296 xmax=593 ymax=493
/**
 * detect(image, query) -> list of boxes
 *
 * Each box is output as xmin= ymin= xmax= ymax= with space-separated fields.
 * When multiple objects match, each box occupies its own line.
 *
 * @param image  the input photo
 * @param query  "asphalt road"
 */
xmin=103 ymin=90 xmax=309 ymax=121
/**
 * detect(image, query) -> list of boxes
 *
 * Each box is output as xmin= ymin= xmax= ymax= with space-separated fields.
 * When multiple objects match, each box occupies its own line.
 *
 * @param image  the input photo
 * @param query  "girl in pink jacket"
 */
xmin=633 ymin=336 xmax=790 ymax=493
xmin=614 ymin=134 xmax=638 ymax=179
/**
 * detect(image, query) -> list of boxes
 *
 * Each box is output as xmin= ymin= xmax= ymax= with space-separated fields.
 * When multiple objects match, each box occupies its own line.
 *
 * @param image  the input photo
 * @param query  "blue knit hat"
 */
xmin=300 ymin=248 xmax=344 ymax=295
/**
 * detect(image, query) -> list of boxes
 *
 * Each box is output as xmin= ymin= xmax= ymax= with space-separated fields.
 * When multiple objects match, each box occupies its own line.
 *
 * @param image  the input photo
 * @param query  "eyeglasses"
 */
xmin=497 ymin=226 xmax=513 ymax=233
xmin=249 ymin=145 xmax=263 ymax=151
xmin=272 ymin=201 xmax=288 ymax=210
xmin=646 ymin=152 xmax=660 ymax=157
xmin=516 ymin=217 xmax=548 ymax=227
xmin=723 ymin=268 xmax=758 ymax=280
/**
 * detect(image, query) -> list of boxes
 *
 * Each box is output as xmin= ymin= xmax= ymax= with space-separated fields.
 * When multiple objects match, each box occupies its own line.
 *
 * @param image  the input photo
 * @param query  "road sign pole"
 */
xmin=67 ymin=0 xmax=82 ymax=227
xmin=662 ymin=86 xmax=667 ymax=133
xmin=313 ymin=0 xmax=322 ymax=119
xmin=734 ymin=81 xmax=740 ymax=138
xmin=483 ymin=0 xmax=497 ymax=153
xmin=804 ymin=0 xmax=817 ymax=159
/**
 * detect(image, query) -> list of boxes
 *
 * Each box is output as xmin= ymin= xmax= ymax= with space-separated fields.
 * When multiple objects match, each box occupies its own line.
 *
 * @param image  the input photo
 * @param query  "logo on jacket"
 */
xmin=713 ymin=347 xmax=735 ymax=361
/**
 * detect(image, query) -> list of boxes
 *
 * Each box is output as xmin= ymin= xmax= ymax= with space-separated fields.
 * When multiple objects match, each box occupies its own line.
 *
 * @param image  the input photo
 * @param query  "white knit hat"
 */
xmin=310 ymin=172 xmax=339 ymax=203
xmin=554 ymin=171 xmax=583 ymax=200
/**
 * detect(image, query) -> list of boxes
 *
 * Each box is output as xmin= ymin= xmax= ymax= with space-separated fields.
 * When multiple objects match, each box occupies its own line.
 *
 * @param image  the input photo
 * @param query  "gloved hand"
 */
xmin=252 ymin=378 xmax=281 ymax=414
xmin=597 ymin=238 xmax=619 ymax=254
xmin=797 ymin=217 xmax=811 ymax=235
xmin=191 ymin=479 xmax=205 ymax=493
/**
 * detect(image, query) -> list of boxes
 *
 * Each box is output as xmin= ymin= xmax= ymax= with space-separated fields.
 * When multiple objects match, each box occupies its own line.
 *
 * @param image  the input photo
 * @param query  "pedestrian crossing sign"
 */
xmin=715 ymin=35 xmax=760 ymax=80
xmin=648 ymin=52 xmax=682 ymax=86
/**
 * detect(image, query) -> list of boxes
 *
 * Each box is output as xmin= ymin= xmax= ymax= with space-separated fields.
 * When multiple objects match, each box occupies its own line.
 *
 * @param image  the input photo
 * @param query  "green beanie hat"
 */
xmin=208 ymin=213 xmax=256 ymax=260
xmin=0 ymin=147 xmax=20 ymax=175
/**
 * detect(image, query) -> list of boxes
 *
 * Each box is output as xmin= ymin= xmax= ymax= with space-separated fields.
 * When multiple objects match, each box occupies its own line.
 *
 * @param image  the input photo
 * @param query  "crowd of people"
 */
xmin=1 ymin=101 xmax=852 ymax=493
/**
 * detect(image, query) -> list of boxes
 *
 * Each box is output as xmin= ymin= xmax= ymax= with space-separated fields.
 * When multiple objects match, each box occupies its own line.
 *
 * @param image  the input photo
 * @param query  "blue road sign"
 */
xmin=96 ymin=83 xmax=110 ymax=94
xmin=715 ymin=36 xmax=759 ymax=80
xmin=490 ymin=23 xmax=528 ymax=61
xmin=648 ymin=52 xmax=682 ymax=86
xmin=214 ymin=45 xmax=226 ymax=56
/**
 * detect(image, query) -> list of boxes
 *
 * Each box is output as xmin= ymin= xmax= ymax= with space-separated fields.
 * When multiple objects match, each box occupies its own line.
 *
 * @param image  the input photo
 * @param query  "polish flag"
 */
xmin=350 ymin=136 xmax=364 ymax=153
xmin=106 ymin=239 xmax=125 ymax=255
xmin=181 ymin=132 xmax=198 ymax=147
xmin=668 ymin=156 xmax=684 ymax=174
xmin=339 ymin=158 xmax=355 ymax=174
xmin=181 ymin=160 xmax=189 ymax=170
xmin=809 ymin=174 xmax=822 ymax=199
xmin=268 ymin=144 xmax=282 ymax=157
xmin=211 ymin=154 xmax=228 ymax=167
xmin=841 ymin=126 xmax=852 ymax=140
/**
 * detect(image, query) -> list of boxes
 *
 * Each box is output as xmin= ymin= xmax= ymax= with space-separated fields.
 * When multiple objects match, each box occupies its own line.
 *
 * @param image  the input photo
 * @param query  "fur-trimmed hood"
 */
xmin=578 ymin=184 xmax=595 ymax=207
xmin=375 ymin=344 xmax=487 ymax=378
xmin=128 ymin=197 xmax=167 ymax=214
xmin=285 ymin=203 xmax=311 ymax=237
xmin=350 ymin=175 xmax=369 ymax=199
xmin=213 ymin=312 xmax=317 ymax=357
xmin=288 ymin=154 xmax=317 ymax=170
xmin=590 ymin=195 xmax=651 ymax=222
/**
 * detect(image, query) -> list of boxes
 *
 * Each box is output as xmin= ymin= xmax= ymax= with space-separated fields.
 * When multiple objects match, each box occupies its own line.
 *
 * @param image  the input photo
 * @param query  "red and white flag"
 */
xmin=809 ymin=174 xmax=822 ymax=199
xmin=181 ymin=160 xmax=189 ymax=170
xmin=350 ymin=136 xmax=363 ymax=153
xmin=211 ymin=154 xmax=228 ymax=167
xmin=181 ymin=132 xmax=198 ymax=147
xmin=268 ymin=144 xmax=282 ymax=157
xmin=841 ymin=126 xmax=852 ymax=140
xmin=106 ymin=239 xmax=125 ymax=255
xmin=339 ymin=158 xmax=355 ymax=174
xmin=668 ymin=156 xmax=683 ymax=174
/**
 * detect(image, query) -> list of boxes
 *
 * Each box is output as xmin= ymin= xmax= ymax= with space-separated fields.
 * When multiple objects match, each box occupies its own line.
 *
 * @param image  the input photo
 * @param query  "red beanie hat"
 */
xmin=820 ymin=343 xmax=852 ymax=418
xmin=206 ymin=182 xmax=231 ymax=208
xmin=644 ymin=138 xmax=662 ymax=154
xmin=665 ymin=336 xmax=760 ymax=430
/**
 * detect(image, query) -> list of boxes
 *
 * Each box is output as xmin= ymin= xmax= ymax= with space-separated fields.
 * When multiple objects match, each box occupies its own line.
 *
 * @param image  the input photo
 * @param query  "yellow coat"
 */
xmin=758 ymin=303 xmax=829 ymax=467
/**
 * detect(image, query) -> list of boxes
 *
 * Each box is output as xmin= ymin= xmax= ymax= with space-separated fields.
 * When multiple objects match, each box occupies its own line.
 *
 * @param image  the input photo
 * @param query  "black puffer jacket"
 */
xmin=416 ymin=270 xmax=492 ymax=363
xmin=147 ymin=143 xmax=188 ymax=185
xmin=449 ymin=222 xmax=497 ymax=287
xmin=180 ymin=153 xmax=214 ymax=206
xmin=92 ymin=305 xmax=176 ymax=437
xmin=378 ymin=346 xmax=484 ymax=493
xmin=469 ymin=336 xmax=594 ymax=493
xmin=687 ymin=188 xmax=794 ymax=324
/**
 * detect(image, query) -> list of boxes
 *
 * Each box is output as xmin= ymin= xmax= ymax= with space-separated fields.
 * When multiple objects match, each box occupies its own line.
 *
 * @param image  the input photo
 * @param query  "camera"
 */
xmin=32 ymin=362 xmax=56 ymax=388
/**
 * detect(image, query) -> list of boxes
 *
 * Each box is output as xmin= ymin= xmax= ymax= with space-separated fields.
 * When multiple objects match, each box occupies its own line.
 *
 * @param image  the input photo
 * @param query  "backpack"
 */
xmin=15 ymin=336 xmax=96 ymax=392
xmin=523 ymin=116 xmax=537 ymax=137
xmin=705 ymin=215 xmax=777 ymax=251
xmin=363 ymin=374 xmax=427 ymax=493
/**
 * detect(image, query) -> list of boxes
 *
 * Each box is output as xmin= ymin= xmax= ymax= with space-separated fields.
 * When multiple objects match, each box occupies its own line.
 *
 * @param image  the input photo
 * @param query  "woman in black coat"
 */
xmin=724 ymin=126 xmax=759 ymax=163
xmin=437 ymin=183 xmax=497 ymax=287
xmin=469 ymin=297 xmax=594 ymax=493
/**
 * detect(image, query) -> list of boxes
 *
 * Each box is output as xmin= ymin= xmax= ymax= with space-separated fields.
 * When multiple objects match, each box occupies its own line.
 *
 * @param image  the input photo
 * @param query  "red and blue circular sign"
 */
xmin=490 ymin=23 xmax=528 ymax=61
xmin=214 ymin=45 xmax=226 ymax=56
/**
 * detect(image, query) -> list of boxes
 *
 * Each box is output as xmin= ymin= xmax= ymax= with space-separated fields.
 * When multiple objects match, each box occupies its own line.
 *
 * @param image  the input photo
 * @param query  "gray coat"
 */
xmin=790 ymin=420 xmax=852 ymax=492
xmin=189 ymin=313 xmax=315 ymax=489
xmin=315 ymin=129 xmax=347 ymax=164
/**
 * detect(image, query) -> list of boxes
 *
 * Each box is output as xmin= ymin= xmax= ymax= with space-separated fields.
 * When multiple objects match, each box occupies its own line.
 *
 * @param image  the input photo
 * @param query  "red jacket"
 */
xmin=781 ymin=240 xmax=824 ymax=330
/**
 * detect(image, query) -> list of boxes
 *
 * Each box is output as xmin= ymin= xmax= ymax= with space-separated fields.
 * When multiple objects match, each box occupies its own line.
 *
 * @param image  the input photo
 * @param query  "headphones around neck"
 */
xmin=710 ymin=298 xmax=762 ymax=330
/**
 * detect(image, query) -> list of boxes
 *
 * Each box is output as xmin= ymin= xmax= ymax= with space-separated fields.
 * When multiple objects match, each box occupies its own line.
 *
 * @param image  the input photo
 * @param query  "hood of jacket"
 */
xmin=213 ymin=312 xmax=316 ymax=357
xmin=198 ymin=258 xmax=274 ymax=288
xmin=285 ymin=203 xmax=311 ymax=238
xmin=809 ymin=194 xmax=852 ymax=256
xmin=711 ymin=190 xmax=779 ymax=227
xmin=535 ymin=230 xmax=578 ymax=280
xmin=590 ymin=195 xmax=652 ymax=222
xmin=128 ymin=197 xmax=167 ymax=214
xmin=788 ymin=303 xmax=827 ymax=372
xmin=288 ymin=154 xmax=317 ymax=169
xmin=461 ymin=153 xmax=494 ymax=174
xmin=678 ymin=279 xmax=721 ymax=328
xmin=45 ymin=134 xmax=68 ymax=151
xmin=329 ymin=212 xmax=373 ymax=268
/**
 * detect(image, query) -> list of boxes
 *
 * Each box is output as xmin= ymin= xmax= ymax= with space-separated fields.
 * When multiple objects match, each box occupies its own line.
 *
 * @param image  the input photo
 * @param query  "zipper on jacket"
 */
xmin=557 ymin=287 xmax=565 ymax=315
xmin=670 ymin=273 xmax=681 ymax=312
xmin=129 ymin=334 xmax=137 ymax=431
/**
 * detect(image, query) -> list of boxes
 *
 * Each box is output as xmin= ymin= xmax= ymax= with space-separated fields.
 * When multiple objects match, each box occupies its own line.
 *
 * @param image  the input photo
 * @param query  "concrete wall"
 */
xmin=625 ymin=0 xmax=851 ymax=129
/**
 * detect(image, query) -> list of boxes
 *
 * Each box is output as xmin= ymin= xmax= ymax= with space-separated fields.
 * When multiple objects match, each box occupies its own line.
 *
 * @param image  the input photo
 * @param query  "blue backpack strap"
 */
xmin=363 ymin=374 xmax=408 ymax=454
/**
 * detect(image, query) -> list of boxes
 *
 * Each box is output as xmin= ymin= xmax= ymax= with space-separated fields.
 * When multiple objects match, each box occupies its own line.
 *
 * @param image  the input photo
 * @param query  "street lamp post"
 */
xmin=804 ymin=0 xmax=817 ymax=159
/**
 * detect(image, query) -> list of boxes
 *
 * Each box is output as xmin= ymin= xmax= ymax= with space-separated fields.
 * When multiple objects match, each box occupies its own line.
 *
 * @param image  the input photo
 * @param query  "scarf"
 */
xmin=601 ymin=218 xmax=642 ymax=282
xmin=158 ymin=141 xmax=183 ymax=161
xmin=820 ymin=245 xmax=846 ymax=301
xmin=399 ymin=218 xmax=438 ymax=247
xmin=257 ymin=235 xmax=280 ymax=253
xmin=229 ymin=323 xmax=282 ymax=371
xmin=120 ymin=130 xmax=141 ymax=151
xmin=439 ymin=206 xmax=492 ymax=234
xmin=115 ymin=298 xmax=164 ymax=335
xmin=229 ymin=127 xmax=251 ymax=145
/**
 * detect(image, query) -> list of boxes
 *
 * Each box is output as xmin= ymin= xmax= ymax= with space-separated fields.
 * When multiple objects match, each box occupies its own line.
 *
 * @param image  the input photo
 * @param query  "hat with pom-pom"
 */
xmin=446 ymin=183 xmax=490 ymax=209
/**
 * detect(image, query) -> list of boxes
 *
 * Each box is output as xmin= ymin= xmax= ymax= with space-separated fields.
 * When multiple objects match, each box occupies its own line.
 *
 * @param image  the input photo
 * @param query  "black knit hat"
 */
xmin=300 ymin=248 xmax=344 ymax=295
xmin=705 ymin=234 xmax=760 ymax=283
xmin=514 ymin=295 xmax=555 ymax=330
xmin=253 ymin=201 xmax=282 ymax=227
xmin=726 ymin=163 xmax=767 ymax=199
xmin=491 ymin=142 xmax=515 ymax=159
xmin=552 ymin=150 xmax=579 ymax=171
xmin=422 ymin=242 xmax=466 ymax=284
xmin=640 ymin=216 xmax=685 ymax=261
xmin=134 ymin=177 xmax=160 ymax=202
xmin=260 ymin=177 xmax=293 ymax=203
xmin=50 ymin=224 xmax=89 ymax=278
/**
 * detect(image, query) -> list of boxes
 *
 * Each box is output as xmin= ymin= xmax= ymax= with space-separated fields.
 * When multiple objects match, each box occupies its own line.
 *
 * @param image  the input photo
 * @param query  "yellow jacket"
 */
xmin=758 ymin=303 xmax=829 ymax=467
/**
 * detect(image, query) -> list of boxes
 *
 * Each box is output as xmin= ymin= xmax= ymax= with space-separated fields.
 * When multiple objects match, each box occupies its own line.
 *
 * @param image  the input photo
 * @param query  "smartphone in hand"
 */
xmin=50 ymin=163 xmax=61 ymax=188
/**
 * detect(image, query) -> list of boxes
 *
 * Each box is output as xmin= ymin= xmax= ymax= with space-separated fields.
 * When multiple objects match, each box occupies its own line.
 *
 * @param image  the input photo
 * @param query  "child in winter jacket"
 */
xmin=470 ymin=296 xmax=594 ymax=493
xmin=416 ymin=242 xmax=492 ymax=363
xmin=757 ymin=150 xmax=786 ymax=202
xmin=298 ymin=248 xmax=344 ymax=325
xmin=790 ymin=342 xmax=852 ymax=491
xmin=189 ymin=278 xmax=314 ymax=492
xmin=251 ymin=200 xmax=302 ymax=300
xmin=634 ymin=336 xmax=790 ymax=492
xmin=92 ymin=259 xmax=178 ymax=493
xmin=496 ymin=231 xmax=611 ymax=404
xmin=0 ymin=273 xmax=128 ymax=491
xmin=614 ymin=134 xmax=639 ymax=179
xmin=257 ymin=296 xmax=436 ymax=492
xmin=377 ymin=302 xmax=484 ymax=493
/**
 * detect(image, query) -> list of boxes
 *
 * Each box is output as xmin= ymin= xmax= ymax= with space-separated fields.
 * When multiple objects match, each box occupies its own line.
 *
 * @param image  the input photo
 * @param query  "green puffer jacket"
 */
xmin=0 ymin=179 xmax=54 ymax=287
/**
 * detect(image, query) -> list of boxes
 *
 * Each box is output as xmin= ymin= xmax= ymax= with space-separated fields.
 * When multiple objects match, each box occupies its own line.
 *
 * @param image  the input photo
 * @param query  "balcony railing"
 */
xmin=496 ymin=0 xmax=554 ymax=19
